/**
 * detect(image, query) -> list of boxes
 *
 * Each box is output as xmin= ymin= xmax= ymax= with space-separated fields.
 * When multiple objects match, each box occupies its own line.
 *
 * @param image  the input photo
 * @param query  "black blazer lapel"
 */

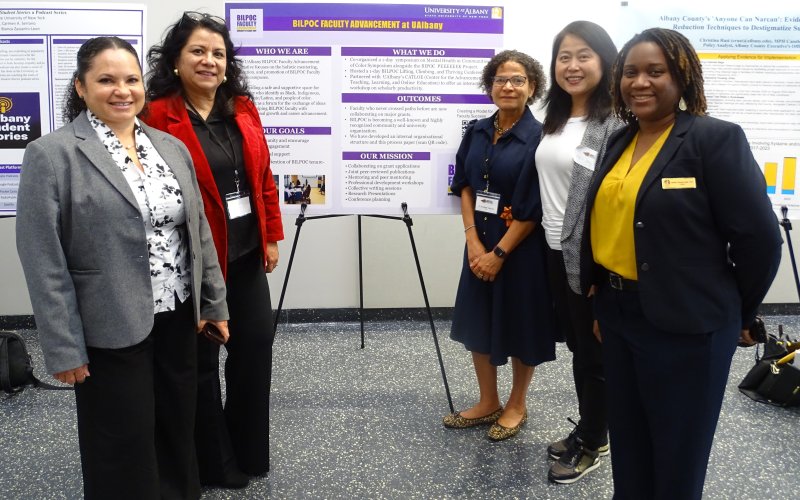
xmin=634 ymin=113 xmax=693 ymax=211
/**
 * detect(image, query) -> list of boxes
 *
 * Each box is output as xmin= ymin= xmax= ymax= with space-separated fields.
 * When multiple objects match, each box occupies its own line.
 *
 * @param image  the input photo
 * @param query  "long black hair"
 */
xmin=542 ymin=21 xmax=617 ymax=135
xmin=63 ymin=37 xmax=141 ymax=123
xmin=145 ymin=12 xmax=251 ymax=115
xmin=612 ymin=28 xmax=706 ymax=125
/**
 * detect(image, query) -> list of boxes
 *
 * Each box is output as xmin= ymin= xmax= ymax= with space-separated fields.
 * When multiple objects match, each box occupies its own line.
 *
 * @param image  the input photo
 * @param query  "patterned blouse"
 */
xmin=88 ymin=111 xmax=192 ymax=314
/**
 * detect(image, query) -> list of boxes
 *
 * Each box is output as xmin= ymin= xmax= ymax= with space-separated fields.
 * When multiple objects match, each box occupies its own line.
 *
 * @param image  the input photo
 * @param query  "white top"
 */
xmin=89 ymin=111 xmax=191 ymax=314
xmin=535 ymin=116 xmax=589 ymax=250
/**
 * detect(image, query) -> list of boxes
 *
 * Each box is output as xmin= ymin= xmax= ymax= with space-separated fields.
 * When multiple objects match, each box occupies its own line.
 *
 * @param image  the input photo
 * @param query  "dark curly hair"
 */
xmin=542 ymin=21 xmax=617 ymax=135
xmin=63 ymin=37 xmax=141 ymax=123
xmin=611 ymin=27 xmax=707 ymax=125
xmin=480 ymin=50 xmax=546 ymax=106
xmin=145 ymin=12 xmax=251 ymax=116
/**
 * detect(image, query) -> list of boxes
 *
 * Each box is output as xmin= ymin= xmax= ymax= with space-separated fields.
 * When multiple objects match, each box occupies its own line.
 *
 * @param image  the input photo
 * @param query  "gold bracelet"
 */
xmin=464 ymin=224 xmax=476 ymax=232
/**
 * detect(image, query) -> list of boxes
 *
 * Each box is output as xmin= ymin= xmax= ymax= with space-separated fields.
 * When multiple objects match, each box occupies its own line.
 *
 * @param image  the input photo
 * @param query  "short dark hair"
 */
xmin=145 ymin=12 xmax=251 ymax=115
xmin=480 ymin=50 xmax=546 ymax=106
xmin=612 ymin=27 xmax=707 ymax=125
xmin=542 ymin=21 xmax=617 ymax=135
xmin=63 ymin=37 xmax=140 ymax=123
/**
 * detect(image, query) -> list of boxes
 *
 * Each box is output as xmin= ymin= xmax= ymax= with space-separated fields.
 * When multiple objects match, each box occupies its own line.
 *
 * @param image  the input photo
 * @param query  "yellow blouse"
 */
xmin=590 ymin=125 xmax=674 ymax=280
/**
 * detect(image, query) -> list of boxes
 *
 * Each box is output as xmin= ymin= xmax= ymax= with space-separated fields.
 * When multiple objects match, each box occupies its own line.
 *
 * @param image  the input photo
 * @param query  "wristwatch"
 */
xmin=493 ymin=246 xmax=507 ymax=258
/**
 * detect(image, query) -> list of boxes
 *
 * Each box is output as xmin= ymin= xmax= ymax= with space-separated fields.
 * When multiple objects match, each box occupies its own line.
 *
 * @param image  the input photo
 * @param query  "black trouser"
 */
xmin=195 ymin=250 xmax=273 ymax=478
xmin=75 ymin=297 xmax=199 ymax=500
xmin=595 ymin=283 xmax=738 ymax=500
xmin=546 ymin=247 xmax=608 ymax=450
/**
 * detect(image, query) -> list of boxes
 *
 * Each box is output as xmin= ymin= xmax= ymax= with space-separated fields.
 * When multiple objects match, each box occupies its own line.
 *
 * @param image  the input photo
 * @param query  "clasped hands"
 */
xmin=468 ymin=242 xmax=503 ymax=282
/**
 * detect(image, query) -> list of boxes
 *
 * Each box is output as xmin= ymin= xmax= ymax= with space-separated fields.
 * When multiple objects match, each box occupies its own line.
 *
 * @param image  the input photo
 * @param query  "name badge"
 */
xmin=574 ymin=146 xmax=598 ymax=171
xmin=661 ymin=177 xmax=697 ymax=189
xmin=225 ymin=190 xmax=252 ymax=219
xmin=475 ymin=191 xmax=501 ymax=214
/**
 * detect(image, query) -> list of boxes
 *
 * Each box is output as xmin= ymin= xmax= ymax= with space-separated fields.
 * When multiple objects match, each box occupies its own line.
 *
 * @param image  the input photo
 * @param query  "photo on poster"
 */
xmin=283 ymin=174 xmax=325 ymax=205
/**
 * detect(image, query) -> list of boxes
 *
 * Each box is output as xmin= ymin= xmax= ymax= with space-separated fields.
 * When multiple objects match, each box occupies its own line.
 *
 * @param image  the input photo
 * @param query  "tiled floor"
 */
xmin=1 ymin=316 xmax=799 ymax=499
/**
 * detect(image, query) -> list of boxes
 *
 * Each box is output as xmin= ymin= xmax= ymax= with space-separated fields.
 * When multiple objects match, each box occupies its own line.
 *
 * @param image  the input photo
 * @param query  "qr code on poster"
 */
xmin=461 ymin=119 xmax=471 ymax=138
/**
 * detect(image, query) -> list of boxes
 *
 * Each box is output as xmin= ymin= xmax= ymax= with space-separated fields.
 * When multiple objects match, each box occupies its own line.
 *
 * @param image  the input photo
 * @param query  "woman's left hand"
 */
xmin=266 ymin=242 xmax=279 ymax=273
xmin=738 ymin=328 xmax=756 ymax=347
xmin=470 ymin=251 xmax=504 ymax=282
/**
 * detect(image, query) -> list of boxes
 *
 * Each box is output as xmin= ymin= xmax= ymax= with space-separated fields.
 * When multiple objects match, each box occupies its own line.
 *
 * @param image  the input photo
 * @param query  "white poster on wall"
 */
xmin=225 ymin=1 xmax=503 ymax=215
xmin=0 ymin=2 xmax=146 ymax=216
xmin=619 ymin=2 xmax=800 ymax=217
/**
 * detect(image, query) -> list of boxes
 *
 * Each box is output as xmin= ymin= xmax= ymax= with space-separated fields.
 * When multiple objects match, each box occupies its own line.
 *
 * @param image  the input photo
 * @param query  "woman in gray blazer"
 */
xmin=16 ymin=37 xmax=228 ymax=500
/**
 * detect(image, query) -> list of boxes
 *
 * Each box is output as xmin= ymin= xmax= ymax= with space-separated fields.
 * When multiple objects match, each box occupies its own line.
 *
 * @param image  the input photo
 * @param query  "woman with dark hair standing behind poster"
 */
xmin=535 ymin=20 xmax=620 ymax=484
xmin=143 ymin=11 xmax=283 ymax=488
xmin=444 ymin=50 xmax=556 ymax=442
xmin=581 ymin=28 xmax=781 ymax=499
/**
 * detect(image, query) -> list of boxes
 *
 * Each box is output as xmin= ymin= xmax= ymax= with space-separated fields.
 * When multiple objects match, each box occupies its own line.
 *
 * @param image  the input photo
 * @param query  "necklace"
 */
xmin=493 ymin=114 xmax=519 ymax=136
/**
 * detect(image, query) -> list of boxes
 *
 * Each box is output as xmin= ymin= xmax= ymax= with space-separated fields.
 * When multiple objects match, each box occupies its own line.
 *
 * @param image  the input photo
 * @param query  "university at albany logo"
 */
xmin=0 ymin=93 xmax=41 ymax=149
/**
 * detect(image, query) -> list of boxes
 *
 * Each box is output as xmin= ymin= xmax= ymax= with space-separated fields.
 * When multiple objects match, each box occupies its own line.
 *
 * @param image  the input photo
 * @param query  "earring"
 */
xmin=624 ymin=107 xmax=636 ymax=121
xmin=678 ymin=97 xmax=687 ymax=111
xmin=173 ymin=68 xmax=179 ymax=76
xmin=222 ymin=75 xmax=228 ymax=83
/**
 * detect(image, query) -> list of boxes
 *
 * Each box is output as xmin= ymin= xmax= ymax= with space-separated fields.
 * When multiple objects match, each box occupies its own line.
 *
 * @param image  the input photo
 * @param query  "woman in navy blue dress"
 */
xmin=444 ymin=50 xmax=556 ymax=441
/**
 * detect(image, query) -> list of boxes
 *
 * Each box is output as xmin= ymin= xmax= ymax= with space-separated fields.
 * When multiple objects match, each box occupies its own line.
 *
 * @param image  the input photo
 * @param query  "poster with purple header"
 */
xmin=226 ymin=2 xmax=503 ymax=215
xmin=0 ymin=2 xmax=145 ymax=215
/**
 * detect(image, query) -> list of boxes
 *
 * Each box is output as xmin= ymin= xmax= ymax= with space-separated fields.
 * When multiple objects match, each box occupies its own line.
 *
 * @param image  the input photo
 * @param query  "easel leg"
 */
xmin=400 ymin=204 xmax=455 ymax=413
xmin=273 ymin=204 xmax=307 ymax=339
xmin=780 ymin=206 xmax=800 ymax=300
xmin=358 ymin=215 xmax=365 ymax=349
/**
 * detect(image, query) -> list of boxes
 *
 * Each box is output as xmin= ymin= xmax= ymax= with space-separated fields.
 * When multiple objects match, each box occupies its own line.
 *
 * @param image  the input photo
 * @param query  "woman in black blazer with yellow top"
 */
xmin=580 ymin=28 xmax=781 ymax=500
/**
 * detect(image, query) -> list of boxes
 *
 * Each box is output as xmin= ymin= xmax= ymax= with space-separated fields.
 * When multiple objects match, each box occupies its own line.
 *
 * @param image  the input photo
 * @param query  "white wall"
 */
xmin=1 ymin=0 xmax=797 ymax=315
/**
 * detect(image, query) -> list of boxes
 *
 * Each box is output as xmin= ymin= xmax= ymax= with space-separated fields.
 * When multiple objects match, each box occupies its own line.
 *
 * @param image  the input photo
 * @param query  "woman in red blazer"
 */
xmin=142 ymin=11 xmax=283 ymax=488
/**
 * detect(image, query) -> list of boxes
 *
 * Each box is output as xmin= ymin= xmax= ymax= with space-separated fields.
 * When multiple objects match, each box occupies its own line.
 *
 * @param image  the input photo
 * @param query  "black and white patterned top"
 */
xmin=88 ymin=111 xmax=192 ymax=313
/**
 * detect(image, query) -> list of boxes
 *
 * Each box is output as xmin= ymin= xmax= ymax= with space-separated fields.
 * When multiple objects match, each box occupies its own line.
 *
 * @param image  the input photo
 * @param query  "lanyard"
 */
xmin=185 ymin=99 xmax=243 ymax=192
xmin=482 ymin=142 xmax=496 ymax=193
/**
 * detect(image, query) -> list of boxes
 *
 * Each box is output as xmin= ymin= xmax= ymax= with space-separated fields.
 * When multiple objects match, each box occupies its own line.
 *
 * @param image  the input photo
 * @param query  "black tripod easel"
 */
xmin=780 ymin=205 xmax=800 ymax=300
xmin=273 ymin=202 xmax=454 ymax=413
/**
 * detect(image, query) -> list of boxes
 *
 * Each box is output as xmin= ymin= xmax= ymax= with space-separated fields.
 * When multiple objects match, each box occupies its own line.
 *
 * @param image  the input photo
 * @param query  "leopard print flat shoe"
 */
xmin=442 ymin=407 xmax=503 ymax=429
xmin=487 ymin=410 xmax=528 ymax=441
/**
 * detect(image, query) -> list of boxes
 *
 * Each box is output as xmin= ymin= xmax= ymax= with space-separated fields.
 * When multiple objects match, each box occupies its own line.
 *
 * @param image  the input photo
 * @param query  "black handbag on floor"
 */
xmin=0 ymin=331 xmax=72 ymax=394
xmin=738 ymin=325 xmax=800 ymax=407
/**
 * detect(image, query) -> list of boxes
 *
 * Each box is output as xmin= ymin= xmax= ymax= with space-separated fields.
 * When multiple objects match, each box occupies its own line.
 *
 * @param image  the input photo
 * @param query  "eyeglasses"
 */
xmin=179 ymin=11 xmax=227 ymax=29
xmin=492 ymin=76 xmax=527 ymax=87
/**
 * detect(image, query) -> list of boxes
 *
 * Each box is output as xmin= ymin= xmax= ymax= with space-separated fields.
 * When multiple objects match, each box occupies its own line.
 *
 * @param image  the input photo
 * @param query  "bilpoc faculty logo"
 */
xmin=234 ymin=10 xmax=261 ymax=32
xmin=0 ymin=93 xmax=42 ymax=149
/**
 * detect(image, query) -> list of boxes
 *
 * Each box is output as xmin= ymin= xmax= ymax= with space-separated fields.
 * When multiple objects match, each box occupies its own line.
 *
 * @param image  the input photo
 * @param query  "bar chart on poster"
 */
xmin=762 ymin=153 xmax=798 ymax=199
